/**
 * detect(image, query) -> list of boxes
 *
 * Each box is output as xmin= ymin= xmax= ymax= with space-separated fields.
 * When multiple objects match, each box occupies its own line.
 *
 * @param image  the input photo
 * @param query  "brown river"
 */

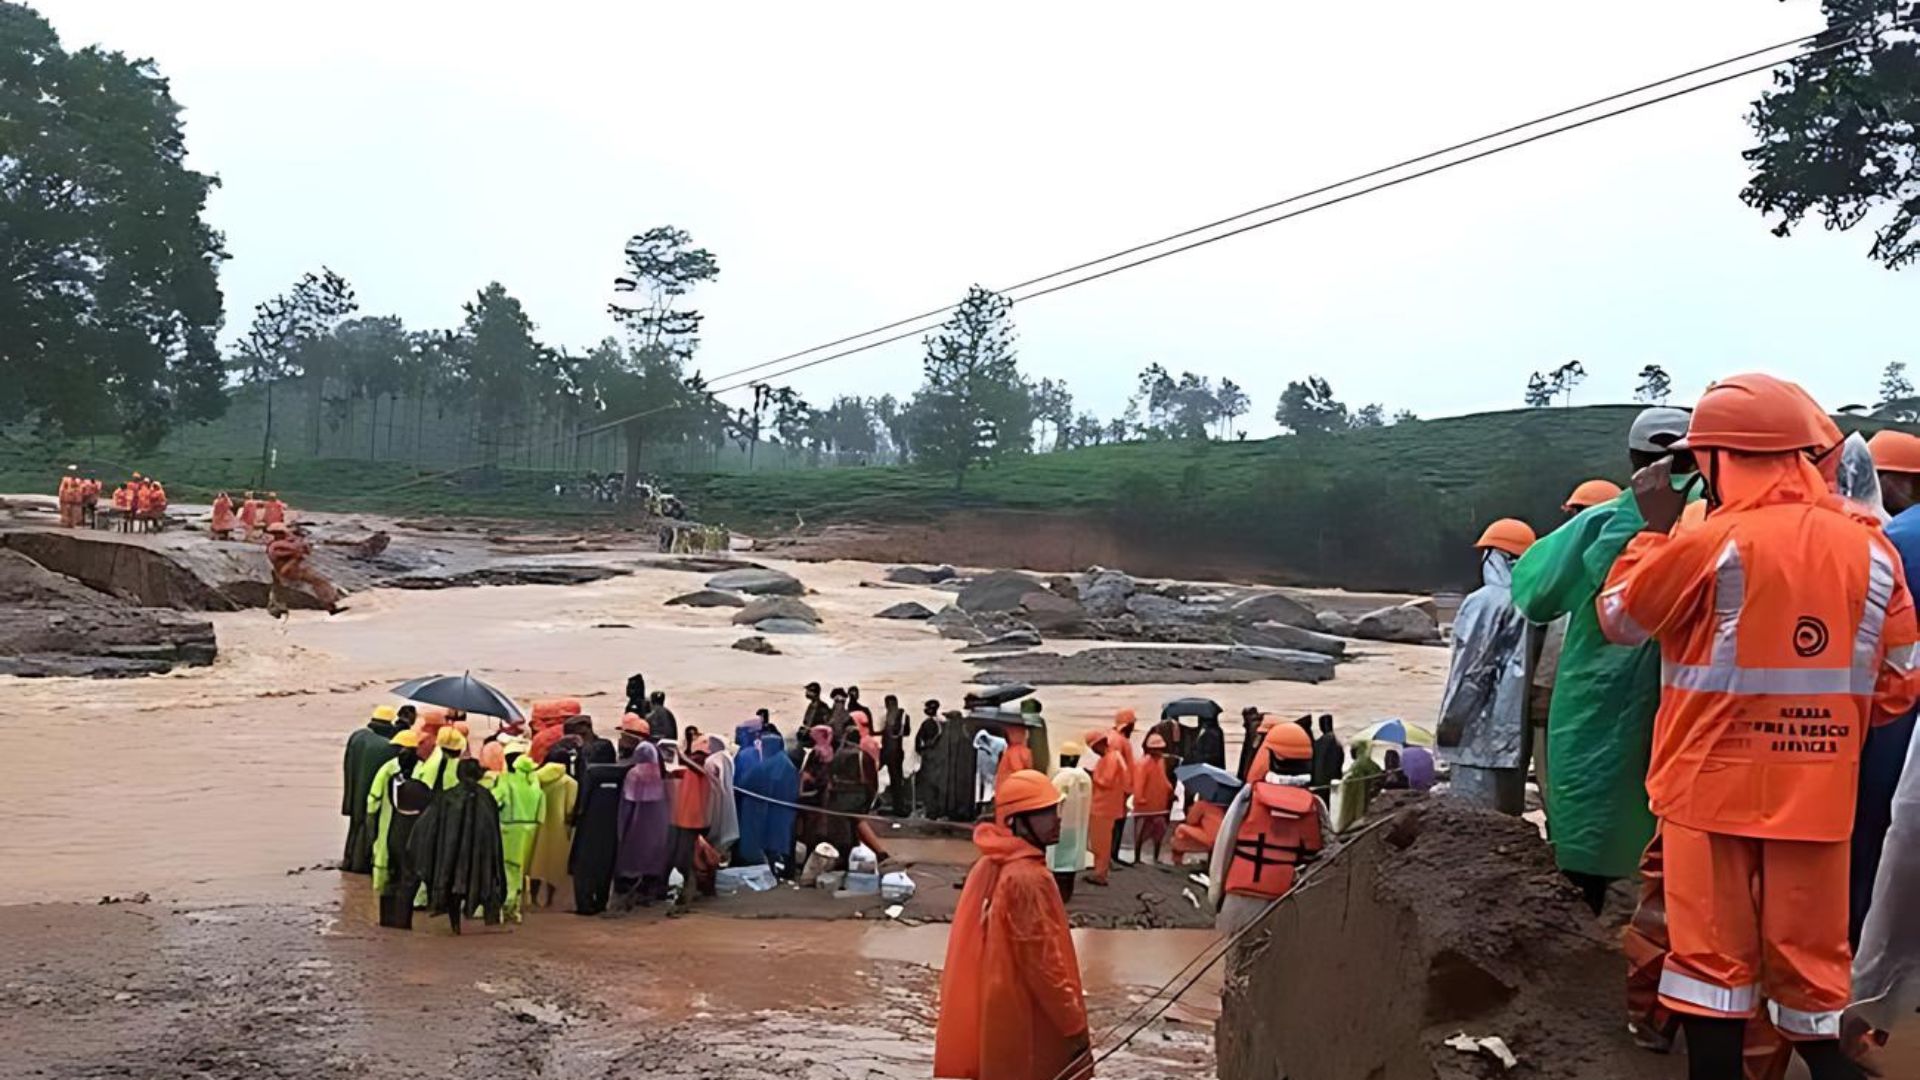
xmin=0 ymin=522 xmax=1449 ymax=1079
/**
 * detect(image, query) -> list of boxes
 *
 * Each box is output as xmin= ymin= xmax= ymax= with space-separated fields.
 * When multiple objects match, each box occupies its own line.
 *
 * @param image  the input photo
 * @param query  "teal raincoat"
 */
xmin=1509 ymin=488 xmax=1667 ymax=879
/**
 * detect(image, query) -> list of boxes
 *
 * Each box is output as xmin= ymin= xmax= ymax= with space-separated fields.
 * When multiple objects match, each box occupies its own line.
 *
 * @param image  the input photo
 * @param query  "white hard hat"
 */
xmin=1628 ymin=407 xmax=1692 ymax=452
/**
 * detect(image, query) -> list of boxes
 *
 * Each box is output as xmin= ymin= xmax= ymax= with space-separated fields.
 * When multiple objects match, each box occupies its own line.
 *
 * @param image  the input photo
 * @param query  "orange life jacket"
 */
xmin=1225 ymin=782 xmax=1324 ymax=900
xmin=111 ymin=487 xmax=130 ymax=510
xmin=263 ymin=500 xmax=286 ymax=525
xmin=210 ymin=495 xmax=234 ymax=531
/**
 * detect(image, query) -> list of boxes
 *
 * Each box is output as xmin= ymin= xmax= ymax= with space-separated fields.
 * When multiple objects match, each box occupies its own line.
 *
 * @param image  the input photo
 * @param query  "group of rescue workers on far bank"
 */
xmin=49 ymin=474 xmax=338 ymax=616
xmin=328 ymin=371 xmax=1920 ymax=1080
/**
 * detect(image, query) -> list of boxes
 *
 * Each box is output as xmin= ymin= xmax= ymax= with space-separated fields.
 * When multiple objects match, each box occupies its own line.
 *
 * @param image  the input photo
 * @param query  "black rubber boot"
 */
xmin=1681 ymin=1016 xmax=1744 ymax=1080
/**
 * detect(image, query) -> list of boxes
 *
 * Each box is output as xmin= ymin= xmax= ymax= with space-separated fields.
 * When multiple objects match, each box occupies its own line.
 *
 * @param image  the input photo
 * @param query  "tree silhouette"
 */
xmin=1524 ymin=372 xmax=1553 ymax=408
xmin=1878 ymin=361 xmax=1919 ymax=422
xmin=1550 ymin=361 xmax=1587 ymax=407
xmin=1634 ymin=364 xmax=1672 ymax=405
xmin=1275 ymin=376 xmax=1349 ymax=434
xmin=908 ymin=286 xmax=1031 ymax=488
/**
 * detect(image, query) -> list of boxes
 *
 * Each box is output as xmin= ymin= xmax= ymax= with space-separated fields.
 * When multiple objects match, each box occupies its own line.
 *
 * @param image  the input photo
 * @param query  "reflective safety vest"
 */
xmin=1599 ymin=462 xmax=1920 ymax=842
xmin=1224 ymin=782 xmax=1324 ymax=900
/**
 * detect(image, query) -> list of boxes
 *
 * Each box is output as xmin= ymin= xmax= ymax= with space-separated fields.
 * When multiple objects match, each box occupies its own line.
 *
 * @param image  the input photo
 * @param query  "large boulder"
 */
xmin=733 ymin=596 xmax=821 ymax=626
xmin=1079 ymin=569 xmax=1138 ymax=618
xmin=1223 ymin=592 xmax=1319 ymax=629
xmin=959 ymin=629 xmax=1044 ymax=652
xmin=666 ymin=589 xmax=747 ymax=608
xmin=0 ymin=549 xmax=217 ymax=677
xmin=1019 ymin=590 xmax=1089 ymax=634
xmin=957 ymin=570 xmax=1047 ymax=614
xmin=929 ymin=605 xmax=987 ymax=644
xmin=1233 ymin=621 xmax=1348 ymax=658
xmin=1352 ymin=601 xmax=1443 ymax=645
xmin=1126 ymin=593 xmax=1202 ymax=624
xmin=885 ymin=564 xmax=958 ymax=585
xmin=874 ymin=601 xmax=936 ymax=621
xmin=755 ymin=617 xmax=817 ymax=635
xmin=706 ymin=567 xmax=805 ymax=596
xmin=1316 ymin=610 xmax=1357 ymax=637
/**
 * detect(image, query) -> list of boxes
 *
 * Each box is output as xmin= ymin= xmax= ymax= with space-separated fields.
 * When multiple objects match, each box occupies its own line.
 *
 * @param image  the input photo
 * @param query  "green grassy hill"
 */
xmin=7 ymin=405 xmax=1900 ymax=590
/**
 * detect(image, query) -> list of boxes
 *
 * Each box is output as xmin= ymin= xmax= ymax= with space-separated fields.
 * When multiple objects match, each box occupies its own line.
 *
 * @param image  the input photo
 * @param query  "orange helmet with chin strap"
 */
xmin=994 ymin=769 xmax=1062 ymax=825
xmin=1474 ymin=518 xmax=1537 ymax=557
xmin=1674 ymin=373 xmax=1837 ymax=454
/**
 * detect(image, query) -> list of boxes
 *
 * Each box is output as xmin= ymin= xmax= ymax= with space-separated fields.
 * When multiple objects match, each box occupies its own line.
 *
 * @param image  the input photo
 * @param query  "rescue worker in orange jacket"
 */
xmin=1131 ymin=731 xmax=1176 ymax=865
xmin=1208 ymin=721 xmax=1325 ymax=935
xmin=1598 ymin=373 xmax=1920 ymax=1080
xmin=263 ymin=492 xmax=287 ymax=528
xmin=239 ymin=491 xmax=262 ymax=541
xmin=210 ymin=492 xmax=235 ymax=540
xmin=1082 ymin=730 xmax=1131 ymax=886
xmin=78 ymin=476 xmax=100 ymax=528
xmin=934 ymin=769 xmax=1092 ymax=1080
xmin=265 ymin=522 xmax=342 ymax=614
xmin=56 ymin=469 xmax=80 ymax=527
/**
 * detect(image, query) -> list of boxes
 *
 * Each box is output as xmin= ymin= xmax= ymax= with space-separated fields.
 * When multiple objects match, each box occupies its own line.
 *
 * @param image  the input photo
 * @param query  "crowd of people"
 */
xmin=53 ymin=466 xmax=168 ymax=531
xmin=1431 ymin=378 xmax=1920 ymax=1079
xmin=327 ymin=371 xmax=1920 ymax=1079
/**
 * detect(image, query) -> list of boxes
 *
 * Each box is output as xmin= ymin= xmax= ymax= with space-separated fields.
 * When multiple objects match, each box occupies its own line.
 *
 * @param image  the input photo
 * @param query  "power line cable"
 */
xmin=381 ymin=21 xmax=1893 ymax=493
xmin=575 ymin=25 xmax=1864 ymax=443
xmin=683 ymin=25 xmax=1836 ymax=393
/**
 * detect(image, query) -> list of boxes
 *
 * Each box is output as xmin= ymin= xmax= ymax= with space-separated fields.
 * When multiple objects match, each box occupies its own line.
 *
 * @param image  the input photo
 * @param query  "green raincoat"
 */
xmin=1510 ymin=488 xmax=1670 ymax=879
xmin=492 ymin=756 xmax=545 ymax=921
xmin=366 ymin=753 xmax=418 ymax=895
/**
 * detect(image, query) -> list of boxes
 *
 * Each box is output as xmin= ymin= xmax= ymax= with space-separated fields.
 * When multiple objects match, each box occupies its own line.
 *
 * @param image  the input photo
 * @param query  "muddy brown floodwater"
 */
xmin=0 ymin=513 xmax=1446 ymax=1079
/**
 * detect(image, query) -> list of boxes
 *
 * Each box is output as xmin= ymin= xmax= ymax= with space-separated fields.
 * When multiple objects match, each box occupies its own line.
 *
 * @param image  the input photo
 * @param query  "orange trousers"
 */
xmin=1087 ymin=812 xmax=1118 ymax=881
xmin=1658 ymin=821 xmax=1851 ymax=1040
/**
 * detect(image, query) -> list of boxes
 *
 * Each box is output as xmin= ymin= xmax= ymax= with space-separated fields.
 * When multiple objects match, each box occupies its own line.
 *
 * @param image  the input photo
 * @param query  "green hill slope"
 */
xmin=7 ymin=405 xmax=1898 ymax=591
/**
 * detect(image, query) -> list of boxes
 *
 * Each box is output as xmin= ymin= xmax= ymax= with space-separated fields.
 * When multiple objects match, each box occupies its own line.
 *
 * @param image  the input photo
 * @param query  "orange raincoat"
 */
xmin=934 ymin=824 xmax=1090 ymax=1080
xmin=1084 ymin=733 xmax=1130 ymax=882
xmin=1599 ymin=451 xmax=1920 ymax=1037
xmin=995 ymin=726 xmax=1035 ymax=798
xmin=210 ymin=494 xmax=234 ymax=536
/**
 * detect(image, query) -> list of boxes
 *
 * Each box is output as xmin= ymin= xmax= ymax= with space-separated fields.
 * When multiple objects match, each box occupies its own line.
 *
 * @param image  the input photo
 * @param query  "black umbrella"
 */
xmin=1174 ymin=763 xmax=1243 ymax=805
xmin=968 ymin=683 xmax=1035 ymax=707
xmin=962 ymin=704 xmax=1046 ymax=731
xmin=1161 ymin=697 xmax=1223 ymax=722
xmin=391 ymin=672 xmax=525 ymax=723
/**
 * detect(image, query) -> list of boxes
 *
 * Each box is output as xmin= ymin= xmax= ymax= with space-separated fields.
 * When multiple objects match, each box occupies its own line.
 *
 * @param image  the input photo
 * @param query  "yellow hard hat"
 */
xmin=371 ymin=704 xmax=399 ymax=722
xmin=390 ymin=729 xmax=422 ymax=747
xmin=437 ymin=727 xmax=467 ymax=752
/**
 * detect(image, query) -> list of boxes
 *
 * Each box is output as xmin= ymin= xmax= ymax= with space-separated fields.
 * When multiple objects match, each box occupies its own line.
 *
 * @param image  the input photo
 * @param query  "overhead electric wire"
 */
xmin=378 ymin=20 xmax=1896 ymax=494
xmin=570 ymin=24 xmax=1861 ymax=443
xmin=674 ymin=24 xmax=1837 ymax=395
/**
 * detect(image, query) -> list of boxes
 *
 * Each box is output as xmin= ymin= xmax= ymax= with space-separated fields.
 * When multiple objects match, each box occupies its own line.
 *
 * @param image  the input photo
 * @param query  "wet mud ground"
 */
xmin=0 ymin=873 xmax=1218 ymax=1080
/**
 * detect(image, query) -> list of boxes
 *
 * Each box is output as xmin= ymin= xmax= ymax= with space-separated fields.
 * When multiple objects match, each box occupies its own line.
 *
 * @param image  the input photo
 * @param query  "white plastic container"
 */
xmin=798 ymin=842 xmax=840 ymax=887
xmin=842 ymin=871 xmax=881 ymax=895
xmin=848 ymin=843 xmax=879 ymax=876
xmin=880 ymin=871 xmax=916 ymax=903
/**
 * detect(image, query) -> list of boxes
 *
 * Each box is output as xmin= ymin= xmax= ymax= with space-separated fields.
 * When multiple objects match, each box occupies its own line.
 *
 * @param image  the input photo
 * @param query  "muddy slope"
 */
xmin=0 ymin=528 xmax=329 ymax=611
xmin=1219 ymin=797 xmax=1687 ymax=1080
xmin=0 ymin=550 xmax=216 ymax=677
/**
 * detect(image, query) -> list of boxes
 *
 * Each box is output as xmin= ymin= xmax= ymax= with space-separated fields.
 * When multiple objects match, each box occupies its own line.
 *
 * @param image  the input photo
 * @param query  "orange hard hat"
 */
xmin=1084 ymin=728 xmax=1110 ymax=751
xmin=994 ymin=769 xmax=1063 ymax=824
xmin=1676 ymin=373 xmax=1837 ymax=454
xmin=1562 ymin=479 xmax=1622 ymax=511
xmin=618 ymin=712 xmax=650 ymax=737
xmin=1261 ymin=722 xmax=1314 ymax=762
xmin=1868 ymin=430 xmax=1920 ymax=475
xmin=1113 ymin=708 xmax=1136 ymax=729
xmin=1474 ymin=518 xmax=1536 ymax=557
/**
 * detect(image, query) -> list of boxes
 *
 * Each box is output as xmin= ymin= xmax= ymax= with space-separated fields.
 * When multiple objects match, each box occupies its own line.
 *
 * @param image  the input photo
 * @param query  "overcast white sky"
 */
xmin=37 ymin=0 xmax=1917 ymax=431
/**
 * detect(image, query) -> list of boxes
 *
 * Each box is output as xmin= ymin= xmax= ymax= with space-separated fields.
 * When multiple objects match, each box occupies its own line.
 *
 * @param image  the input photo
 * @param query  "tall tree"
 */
xmin=1031 ymin=377 xmax=1075 ymax=451
xmin=1743 ymin=3 xmax=1920 ymax=267
xmin=1274 ymin=375 xmax=1348 ymax=435
xmin=1634 ymin=364 xmax=1673 ymax=405
xmin=907 ymin=285 xmax=1031 ymax=488
xmin=1878 ymin=361 xmax=1918 ymax=421
xmin=1216 ymin=378 xmax=1251 ymax=438
xmin=1168 ymin=372 xmax=1221 ymax=440
xmin=1524 ymin=371 xmax=1553 ymax=408
xmin=236 ymin=269 xmax=355 ymax=482
xmin=0 ymin=3 xmax=229 ymax=448
xmin=1071 ymin=412 xmax=1106 ymax=448
xmin=602 ymin=228 xmax=720 ymax=492
xmin=1393 ymin=408 xmax=1420 ymax=424
xmin=450 ymin=283 xmax=555 ymax=466
xmin=1549 ymin=360 xmax=1587 ymax=407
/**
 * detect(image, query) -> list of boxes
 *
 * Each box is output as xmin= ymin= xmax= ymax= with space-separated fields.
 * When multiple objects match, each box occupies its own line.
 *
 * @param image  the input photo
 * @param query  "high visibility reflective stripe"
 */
xmin=1768 ymin=1000 xmax=1842 ymax=1038
xmin=1854 ymin=544 xmax=1895 ymax=676
xmin=1886 ymin=642 xmax=1919 ymax=674
xmin=1662 ymin=664 xmax=1860 ymax=695
xmin=1659 ymin=967 xmax=1757 ymax=1015
xmin=1597 ymin=587 xmax=1649 ymax=645
xmin=1709 ymin=541 xmax=1744 ymax=672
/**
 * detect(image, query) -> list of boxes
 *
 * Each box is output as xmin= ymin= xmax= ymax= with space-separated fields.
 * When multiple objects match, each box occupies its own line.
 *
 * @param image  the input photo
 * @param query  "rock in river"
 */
xmin=754 ymin=617 xmax=818 ymax=635
xmin=705 ymin=567 xmax=805 ymax=596
xmin=956 ymin=570 xmax=1046 ymax=614
xmin=666 ymin=589 xmax=747 ymax=608
xmin=1078 ymin=569 xmax=1137 ymax=619
xmin=1352 ymin=601 xmax=1442 ymax=645
xmin=884 ymin=565 xmax=957 ymax=585
xmin=1222 ymin=591 xmax=1319 ymax=629
xmin=732 ymin=597 xmax=821 ymax=626
xmin=0 ymin=549 xmax=216 ymax=677
xmin=732 ymin=635 xmax=780 ymax=655
xmin=874 ymin=601 xmax=936 ymax=620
